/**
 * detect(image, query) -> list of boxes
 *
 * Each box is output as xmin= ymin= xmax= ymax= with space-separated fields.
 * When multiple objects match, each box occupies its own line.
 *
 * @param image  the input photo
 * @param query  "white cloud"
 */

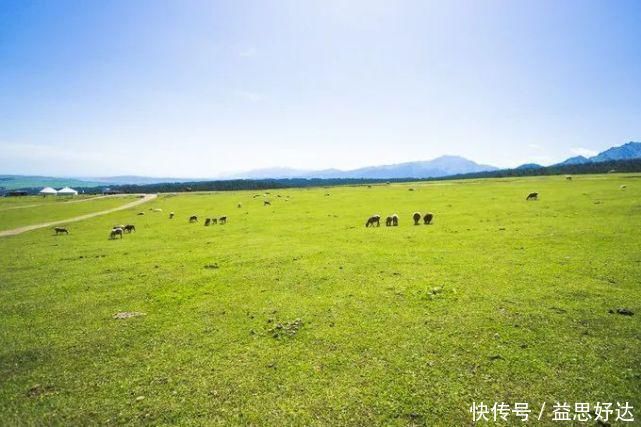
xmin=527 ymin=143 xmax=542 ymax=149
xmin=570 ymin=147 xmax=598 ymax=157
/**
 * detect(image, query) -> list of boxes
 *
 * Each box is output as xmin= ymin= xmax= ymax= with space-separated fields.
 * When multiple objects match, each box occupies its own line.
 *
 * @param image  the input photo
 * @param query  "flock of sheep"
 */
xmin=50 ymin=182 xmax=630 ymax=238
xmin=365 ymin=211 xmax=434 ymax=227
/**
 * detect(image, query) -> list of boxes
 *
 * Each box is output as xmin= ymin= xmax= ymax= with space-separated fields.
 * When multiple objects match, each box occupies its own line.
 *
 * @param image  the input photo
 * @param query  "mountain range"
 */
xmin=1 ymin=141 xmax=640 ymax=190
xmin=231 ymin=155 xmax=498 ymax=180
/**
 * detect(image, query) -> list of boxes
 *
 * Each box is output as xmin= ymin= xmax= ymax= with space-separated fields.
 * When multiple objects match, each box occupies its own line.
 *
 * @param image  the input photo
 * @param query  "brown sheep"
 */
xmin=526 ymin=192 xmax=538 ymax=200
xmin=392 ymin=214 xmax=399 ymax=226
xmin=423 ymin=212 xmax=433 ymax=225
xmin=412 ymin=212 xmax=421 ymax=225
xmin=54 ymin=227 xmax=69 ymax=235
xmin=365 ymin=214 xmax=381 ymax=227
xmin=189 ymin=215 xmax=198 ymax=223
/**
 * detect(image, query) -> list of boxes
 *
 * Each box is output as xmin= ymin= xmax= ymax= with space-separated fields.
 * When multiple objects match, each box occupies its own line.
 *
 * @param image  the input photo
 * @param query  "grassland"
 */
xmin=0 ymin=196 xmax=139 ymax=232
xmin=0 ymin=174 xmax=639 ymax=425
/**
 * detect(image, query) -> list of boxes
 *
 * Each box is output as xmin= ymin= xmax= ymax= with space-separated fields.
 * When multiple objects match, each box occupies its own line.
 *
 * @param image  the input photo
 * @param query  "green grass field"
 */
xmin=0 ymin=196 xmax=139 ymax=232
xmin=0 ymin=174 xmax=639 ymax=425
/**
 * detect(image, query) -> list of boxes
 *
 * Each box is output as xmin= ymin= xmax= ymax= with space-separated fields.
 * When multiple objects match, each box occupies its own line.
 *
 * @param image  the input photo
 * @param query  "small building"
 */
xmin=57 ymin=186 xmax=79 ymax=196
xmin=39 ymin=187 xmax=58 ymax=196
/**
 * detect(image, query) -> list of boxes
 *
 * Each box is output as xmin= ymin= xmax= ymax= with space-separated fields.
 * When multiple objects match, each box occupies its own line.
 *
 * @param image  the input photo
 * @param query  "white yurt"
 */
xmin=57 ymin=186 xmax=79 ymax=196
xmin=39 ymin=187 xmax=58 ymax=196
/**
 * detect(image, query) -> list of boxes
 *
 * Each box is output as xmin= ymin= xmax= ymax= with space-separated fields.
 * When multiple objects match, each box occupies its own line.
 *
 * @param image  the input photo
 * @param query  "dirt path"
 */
xmin=0 ymin=194 xmax=157 ymax=237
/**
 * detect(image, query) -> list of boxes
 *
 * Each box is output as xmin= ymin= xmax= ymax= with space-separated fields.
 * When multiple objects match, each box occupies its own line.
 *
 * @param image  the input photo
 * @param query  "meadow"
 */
xmin=0 ymin=174 xmax=639 ymax=425
xmin=0 ymin=196 xmax=139 ymax=232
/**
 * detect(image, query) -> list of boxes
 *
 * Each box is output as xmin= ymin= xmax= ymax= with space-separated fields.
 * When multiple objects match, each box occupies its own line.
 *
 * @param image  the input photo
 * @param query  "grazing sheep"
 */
xmin=392 ymin=214 xmax=399 ymax=226
xmin=412 ymin=212 xmax=421 ymax=225
xmin=110 ymin=227 xmax=123 ymax=239
xmin=205 ymin=218 xmax=211 ymax=226
xmin=264 ymin=200 xmax=271 ymax=206
xmin=385 ymin=216 xmax=393 ymax=227
xmin=169 ymin=212 xmax=175 ymax=219
xmin=219 ymin=216 xmax=227 ymax=224
xmin=365 ymin=214 xmax=381 ymax=227
xmin=124 ymin=224 xmax=136 ymax=233
xmin=566 ymin=176 xmax=572 ymax=180
xmin=423 ymin=212 xmax=433 ymax=225
xmin=526 ymin=192 xmax=538 ymax=200
xmin=212 ymin=218 xmax=218 ymax=225
xmin=137 ymin=212 xmax=145 ymax=215
xmin=408 ymin=188 xmax=415 ymax=191
xmin=54 ymin=227 xmax=69 ymax=235
xmin=620 ymin=185 xmax=627 ymax=190
xmin=189 ymin=215 xmax=198 ymax=223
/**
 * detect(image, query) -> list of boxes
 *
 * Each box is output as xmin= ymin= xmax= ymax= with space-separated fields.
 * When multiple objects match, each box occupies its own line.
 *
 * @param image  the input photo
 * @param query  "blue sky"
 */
xmin=1 ymin=0 xmax=640 ymax=177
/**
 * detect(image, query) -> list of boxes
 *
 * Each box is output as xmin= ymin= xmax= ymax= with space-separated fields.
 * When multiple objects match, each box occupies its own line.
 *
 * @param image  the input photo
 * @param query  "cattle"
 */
xmin=205 ymin=218 xmax=211 ymax=226
xmin=423 ymin=213 xmax=433 ymax=225
xmin=124 ymin=224 xmax=136 ymax=233
xmin=526 ymin=192 xmax=539 ymax=201
xmin=365 ymin=215 xmax=381 ymax=227
xmin=219 ymin=216 xmax=227 ymax=224
xmin=264 ymin=200 xmax=271 ymax=206
xmin=169 ymin=212 xmax=175 ymax=219
xmin=392 ymin=214 xmax=399 ymax=226
xmin=54 ymin=227 xmax=69 ymax=235
xmin=189 ymin=215 xmax=198 ymax=223
xmin=385 ymin=216 xmax=393 ymax=227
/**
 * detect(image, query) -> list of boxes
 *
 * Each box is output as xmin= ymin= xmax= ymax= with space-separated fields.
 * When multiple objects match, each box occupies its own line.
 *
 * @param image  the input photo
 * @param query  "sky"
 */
xmin=1 ymin=0 xmax=640 ymax=177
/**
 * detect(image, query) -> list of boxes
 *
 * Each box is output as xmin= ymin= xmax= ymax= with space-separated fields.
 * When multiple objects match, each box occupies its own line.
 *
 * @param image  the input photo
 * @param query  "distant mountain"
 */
xmin=515 ymin=163 xmax=543 ymax=170
xmin=233 ymin=156 xmax=498 ymax=180
xmin=229 ymin=168 xmax=313 ymax=180
xmin=555 ymin=141 xmax=641 ymax=166
xmin=590 ymin=141 xmax=641 ymax=162
xmin=555 ymin=155 xmax=590 ymax=166
xmin=91 ymin=176 xmax=197 ymax=185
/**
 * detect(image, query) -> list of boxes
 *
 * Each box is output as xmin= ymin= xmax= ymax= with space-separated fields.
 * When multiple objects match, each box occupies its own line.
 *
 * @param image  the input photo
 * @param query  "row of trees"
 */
xmin=4 ymin=158 xmax=641 ymax=195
